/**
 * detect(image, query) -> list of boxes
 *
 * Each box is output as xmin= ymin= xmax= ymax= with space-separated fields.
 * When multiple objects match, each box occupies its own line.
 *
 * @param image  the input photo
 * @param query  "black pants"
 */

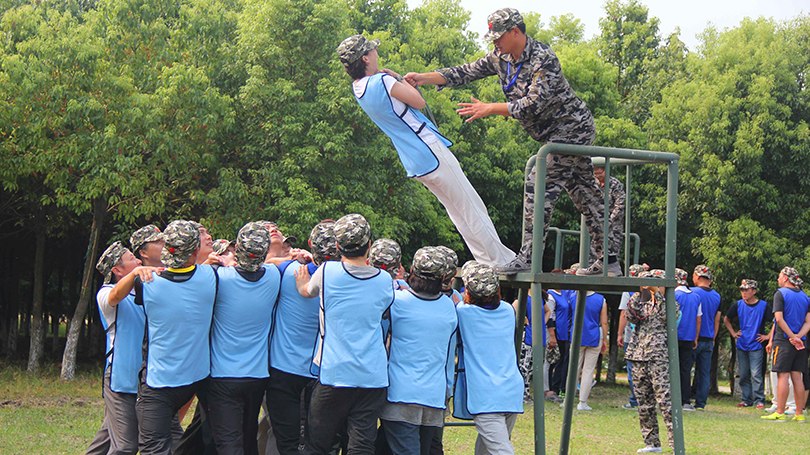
xmin=137 ymin=378 xmax=207 ymax=455
xmin=265 ymin=368 xmax=316 ymax=455
xmin=207 ymin=377 xmax=268 ymax=455
xmin=550 ymin=340 xmax=570 ymax=394
xmin=302 ymin=382 xmax=387 ymax=455
xmin=174 ymin=400 xmax=218 ymax=455
xmin=678 ymin=340 xmax=695 ymax=404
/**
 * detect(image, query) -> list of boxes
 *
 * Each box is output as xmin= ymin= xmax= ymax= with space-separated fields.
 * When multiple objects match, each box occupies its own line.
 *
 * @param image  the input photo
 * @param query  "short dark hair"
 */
xmin=407 ymin=274 xmax=442 ymax=295
xmin=463 ymin=288 xmax=502 ymax=308
xmin=340 ymin=241 xmax=370 ymax=259
xmin=344 ymin=54 xmax=368 ymax=80
xmin=515 ymin=23 xmax=526 ymax=34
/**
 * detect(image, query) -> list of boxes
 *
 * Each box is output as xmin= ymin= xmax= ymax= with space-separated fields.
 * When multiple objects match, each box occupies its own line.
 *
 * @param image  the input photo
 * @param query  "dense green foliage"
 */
xmin=0 ymin=0 xmax=808 ymax=372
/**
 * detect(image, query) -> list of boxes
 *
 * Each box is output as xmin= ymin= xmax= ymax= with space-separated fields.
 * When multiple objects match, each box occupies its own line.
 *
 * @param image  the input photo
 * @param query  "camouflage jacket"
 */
xmin=605 ymin=176 xmax=625 ymax=223
xmin=624 ymin=290 xmax=679 ymax=362
xmin=435 ymin=36 xmax=594 ymax=145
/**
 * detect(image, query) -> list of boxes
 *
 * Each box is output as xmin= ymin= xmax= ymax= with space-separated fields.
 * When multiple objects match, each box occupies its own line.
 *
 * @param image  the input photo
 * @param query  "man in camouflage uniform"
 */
xmin=589 ymin=165 xmax=625 ymax=266
xmin=405 ymin=8 xmax=617 ymax=276
xmin=624 ymin=270 xmax=678 ymax=453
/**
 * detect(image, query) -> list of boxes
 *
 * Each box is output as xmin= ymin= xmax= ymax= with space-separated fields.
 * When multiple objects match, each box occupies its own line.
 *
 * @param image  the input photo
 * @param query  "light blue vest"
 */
xmin=581 ymin=293 xmax=604 ymax=347
xmin=141 ymin=265 xmax=217 ymax=388
xmin=778 ymin=287 xmax=810 ymax=340
xmin=387 ymin=290 xmax=458 ymax=409
xmin=98 ymin=286 xmax=145 ymax=394
xmin=314 ymin=262 xmax=395 ymax=388
xmin=355 ymin=73 xmax=452 ymax=177
xmin=736 ymin=299 xmax=768 ymax=351
xmin=270 ymin=261 xmax=320 ymax=378
xmin=211 ymin=265 xmax=280 ymax=378
xmin=456 ymin=301 xmax=524 ymax=414
xmin=675 ymin=289 xmax=703 ymax=341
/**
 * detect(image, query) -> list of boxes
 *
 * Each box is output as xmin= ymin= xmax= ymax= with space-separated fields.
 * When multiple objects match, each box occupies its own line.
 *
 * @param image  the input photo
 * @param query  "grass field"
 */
xmin=1 ymin=363 xmax=808 ymax=454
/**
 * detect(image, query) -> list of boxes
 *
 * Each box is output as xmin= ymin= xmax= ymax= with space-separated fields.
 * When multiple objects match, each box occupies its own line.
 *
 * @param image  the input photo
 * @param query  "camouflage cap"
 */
xmin=333 ymin=214 xmax=371 ymax=255
xmin=483 ymin=8 xmax=524 ymax=41
xmin=368 ymin=239 xmax=401 ymax=272
xmin=640 ymin=269 xmax=666 ymax=279
xmin=739 ymin=279 xmax=758 ymax=290
xmin=411 ymin=247 xmax=447 ymax=281
xmin=129 ymin=224 xmax=162 ymax=254
xmin=212 ymin=239 xmax=234 ymax=255
xmin=283 ymin=235 xmax=297 ymax=246
xmin=780 ymin=266 xmax=802 ymax=288
xmin=694 ymin=264 xmax=713 ymax=281
xmin=435 ymin=246 xmax=458 ymax=268
xmin=675 ymin=268 xmax=688 ymax=286
xmin=629 ymin=264 xmax=646 ymax=277
xmin=309 ymin=221 xmax=340 ymax=263
xmin=435 ymin=245 xmax=458 ymax=286
xmin=235 ymin=222 xmax=271 ymax=272
xmin=337 ymin=35 xmax=380 ymax=65
xmin=461 ymin=261 xmax=499 ymax=298
xmin=161 ymin=220 xmax=201 ymax=268
xmin=96 ymin=241 xmax=129 ymax=284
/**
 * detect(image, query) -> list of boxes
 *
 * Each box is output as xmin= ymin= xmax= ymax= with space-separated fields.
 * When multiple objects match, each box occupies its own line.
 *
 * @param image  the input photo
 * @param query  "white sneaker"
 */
xmin=576 ymin=259 xmax=622 ymax=277
xmin=496 ymin=257 xmax=531 ymax=274
xmin=577 ymin=402 xmax=592 ymax=411
xmin=764 ymin=405 xmax=777 ymax=413
xmin=682 ymin=404 xmax=696 ymax=411
xmin=637 ymin=447 xmax=663 ymax=453
xmin=786 ymin=407 xmax=796 ymax=415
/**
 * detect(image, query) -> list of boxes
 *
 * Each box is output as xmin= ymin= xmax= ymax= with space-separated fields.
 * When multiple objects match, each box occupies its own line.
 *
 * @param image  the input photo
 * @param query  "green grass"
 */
xmin=2 ymin=363 xmax=809 ymax=454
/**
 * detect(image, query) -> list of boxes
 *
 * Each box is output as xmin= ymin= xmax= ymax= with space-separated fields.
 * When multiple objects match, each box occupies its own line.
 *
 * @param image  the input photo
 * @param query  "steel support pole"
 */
xmin=624 ymin=165 xmax=633 ymax=275
xmin=531 ymin=284 xmax=546 ymax=453
xmin=602 ymin=158 xmax=611 ymax=276
xmin=531 ymin=153 xmax=547 ymax=455
xmin=559 ymin=289 xmax=587 ymax=455
xmin=515 ymin=288 xmax=528 ymax=359
xmin=665 ymin=160 xmax=685 ymax=455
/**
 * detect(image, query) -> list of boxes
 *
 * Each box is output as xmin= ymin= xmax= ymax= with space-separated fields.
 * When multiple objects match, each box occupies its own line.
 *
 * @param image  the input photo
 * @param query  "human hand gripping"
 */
xmin=294 ymin=263 xmax=315 ymax=298
xmin=133 ymin=266 xmax=164 ymax=283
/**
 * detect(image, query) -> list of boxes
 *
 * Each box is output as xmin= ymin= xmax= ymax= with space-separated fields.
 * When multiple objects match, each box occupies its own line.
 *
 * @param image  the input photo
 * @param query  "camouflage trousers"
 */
xmin=632 ymin=360 xmax=674 ymax=450
xmin=519 ymin=153 xmax=606 ymax=261
xmin=589 ymin=216 xmax=623 ymax=266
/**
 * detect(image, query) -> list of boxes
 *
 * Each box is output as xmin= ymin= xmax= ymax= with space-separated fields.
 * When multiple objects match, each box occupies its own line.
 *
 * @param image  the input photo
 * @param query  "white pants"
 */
xmin=770 ymin=370 xmax=796 ymax=409
xmin=416 ymin=142 xmax=516 ymax=266
xmin=577 ymin=340 xmax=603 ymax=403
xmin=473 ymin=412 xmax=518 ymax=455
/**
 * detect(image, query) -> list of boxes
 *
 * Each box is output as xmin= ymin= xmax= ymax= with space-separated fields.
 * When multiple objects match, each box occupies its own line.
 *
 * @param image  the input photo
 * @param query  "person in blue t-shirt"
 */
xmin=723 ymin=279 xmax=772 ymax=409
xmin=337 ymin=35 xmax=515 ymax=268
xmin=674 ymin=268 xmax=702 ymax=411
xmin=762 ymin=267 xmax=810 ymax=422
xmin=689 ymin=264 xmax=721 ymax=410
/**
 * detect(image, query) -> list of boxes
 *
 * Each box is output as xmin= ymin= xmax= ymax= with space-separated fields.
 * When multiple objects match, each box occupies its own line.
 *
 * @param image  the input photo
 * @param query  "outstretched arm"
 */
xmin=109 ymin=266 xmax=164 ymax=306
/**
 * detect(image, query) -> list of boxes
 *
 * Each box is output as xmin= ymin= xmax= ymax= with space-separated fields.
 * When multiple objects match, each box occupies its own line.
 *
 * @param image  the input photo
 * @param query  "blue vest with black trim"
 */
xmin=270 ymin=261 xmax=320 ymax=378
xmin=551 ymin=289 xmax=572 ymax=341
xmin=778 ymin=287 xmax=810 ymax=340
xmin=693 ymin=287 xmax=721 ymax=338
xmin=456 ymin=301 xmax=524 ymax=414
xmin=387 ymin=290 xmax=458 ymax=409
xmin=211 ymin=265 xmax=280 ymax=379
xmin=141 ymin=265 xmax=217 ymax=388
xmin=314 ymin=262 xmax=395 ymax=388
xmin=736 ymin=299 xmax=768 ymax=351
xmin=98 ymin=286 xmax=145 ymax=394
xmin=675 ymin=288 xmax=702 ymax=342
xmin=354 ymin=73 xmax=452 ymax=177
xmin=581 ymin=292 xmax=604 ymax=347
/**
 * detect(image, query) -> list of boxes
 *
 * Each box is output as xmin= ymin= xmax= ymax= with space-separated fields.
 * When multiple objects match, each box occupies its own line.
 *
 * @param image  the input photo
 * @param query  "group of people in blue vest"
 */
xmin=88 ymin=213 xmax=527 ymax=455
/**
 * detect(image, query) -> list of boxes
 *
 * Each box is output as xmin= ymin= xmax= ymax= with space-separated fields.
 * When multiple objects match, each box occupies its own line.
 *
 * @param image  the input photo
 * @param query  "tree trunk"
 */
xmin=710 ymin=337 xmax=720 ymax=394
xmin=61 ymin=197 xmax=106 ymax=380
xmin=728 ymin=343 xmax=737 ymax=397
xmin=27 ymin=211 xmax=48 ymax=375
xmin=5 ymin=242 xmax=21 ymax=356
xmin=52 ymin=266 xmax=65 ymax=357
xmin=606 ymin=296 xmax=620 ymax=384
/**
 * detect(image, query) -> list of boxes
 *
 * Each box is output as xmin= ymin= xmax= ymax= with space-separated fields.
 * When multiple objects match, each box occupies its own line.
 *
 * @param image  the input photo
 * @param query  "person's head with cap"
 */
xmin=408 ymin=246 xmax=448 ymax=296
xmin=778 ymin=266 xmax=803 ymax=290
xmin=739 ymin=279 xmax=758 ymax=300
xmin=675 ymin=268 xmax=688 ymax=287
xmin=333 ymin=214 xmax=372 ymax=259
xmin=461 ymin=261 xmax=501 ymax=307
xmin=161 ymin=220 xmax=201 ymax=269
xmin=309 ymin=220 xmax=341 ymax=266
xmin=130 ymin=224 xmax=164 ymax=267
xmin=212 ymin=238 xmax=237 ymax=267
xmin=190 ymin=221 xmax=213 ymax=262
xmin=96 ymin=241 xmax=141 ymax=284
xmin=629 ymin=264 xmax=646 ymax=277
xmin=338 ymin=35 xmax=380 ymax=80
xmin=640 ymin=269 xmax=666 ymax=293
xmin=234 ymin=222 xmax=271 ymax=272
xmin=368 ymin=239 xmax=402 ymax=279
xmin=693 ymin=264 xmax=713 ymax=286
xmin=435 ymin=245 xmax=458 ymax=290
xmin=484 ymin=8 xmax=527 ymax=58
xmin=281 ymin=235 xmax=297 ymax=257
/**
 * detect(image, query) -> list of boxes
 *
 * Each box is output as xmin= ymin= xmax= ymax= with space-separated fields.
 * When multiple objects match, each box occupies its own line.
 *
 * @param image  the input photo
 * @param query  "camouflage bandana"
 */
xmin=435 ymin=245 xmax=458 ymax=287
xmin=640 ymin=269 xmax=666 ymax=279
xmin=368 ymin=239 xmax=401 ymax=273
xmin=411 ymin=247 xmax=447 ymax=281
xmin=483 ymin=8 xmax=524 ymax=41
xmin=309 ymin=221 xmax=340 ymax=264
xmin=235 ymin=222 xmax=271 ymax=272
xmin=333 ymin=214 xmax=371 ymax=255
xmin=96 ymin=241 xmax=129 ymax=284
xmin=629 ymin=264 xmax=646 ymax=277
xmin=161 ymin=220 xmax=201 ymax=268
xmin=694 ymin=264 xmax=713 ymax=281
xmin=283 ymin=235 xmax=297 ymax=247
xmin=129 ymin=224 xmax=162 ymax=254
xmin=739 ymin=279 xmax=758 ymax=290
xmin=781 ymin=266 xmax=803 ymax=288
xmin=675 ymin=268 xmax=688 ymax=286
xmin=461 ymin=261 xmax=499 ymax=298
xmin=212 ymin=239 xmax=233 ymax=255
xmin=337 ymin=35 xmax=380 ymax=65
